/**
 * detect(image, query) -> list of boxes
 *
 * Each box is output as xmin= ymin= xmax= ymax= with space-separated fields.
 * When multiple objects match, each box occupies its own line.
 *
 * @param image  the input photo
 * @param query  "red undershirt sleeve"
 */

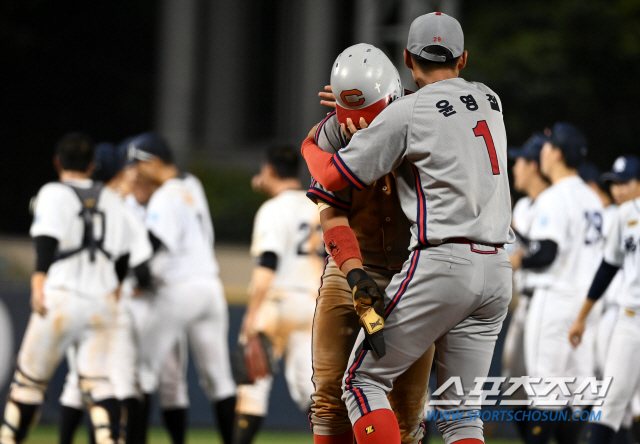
xmin=301 ymin=138 xmax=350 ymax=191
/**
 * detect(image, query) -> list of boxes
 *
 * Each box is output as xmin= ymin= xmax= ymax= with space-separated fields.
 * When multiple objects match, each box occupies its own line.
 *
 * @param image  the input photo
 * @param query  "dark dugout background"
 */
xmin=1 ymin=0 xmax=639 ymax=240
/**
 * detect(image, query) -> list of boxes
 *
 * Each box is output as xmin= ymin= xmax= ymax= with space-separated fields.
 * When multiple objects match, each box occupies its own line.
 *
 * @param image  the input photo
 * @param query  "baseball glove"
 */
xmin=346 ymin=268 xmax=386 ymax=358
xmin=231 ymin=333 xmax=278 ymax=385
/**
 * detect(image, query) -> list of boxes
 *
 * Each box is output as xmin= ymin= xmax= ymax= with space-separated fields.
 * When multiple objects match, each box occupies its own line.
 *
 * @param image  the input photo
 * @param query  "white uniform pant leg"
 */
xmin=186 ymin=279 xmax=236 ymax=402
xmin=59 ymin=347 xmax=84 ymax=409
xmin=595 ymin=304 xmax=618 ymax=377
xmin=110 ymin=297 xmax=139 ymax=401
xmin=592 ymin=308 xmax=640 ymax=430
xmin=158 ymin=337 xmax=190 ymax=409
xmin=284 ymin=329 xmax=314 ymax=412
xmin=75 ymin=294 xmax=119 ymax=403
xmin=524 ymin=289 xmax=599 ymax=409
xmin=13 ymin=291 xmax=116 ymax=404
xmin=136 ymin=288 xmax=188 ymax=395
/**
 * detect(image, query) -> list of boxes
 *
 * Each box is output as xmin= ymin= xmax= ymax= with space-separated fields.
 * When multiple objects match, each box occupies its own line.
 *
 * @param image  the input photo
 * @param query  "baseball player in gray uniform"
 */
xmin=302 ymin=12 xmax=513 ymax=444
xmin=0 ymin=133 xmax=135 ymax=444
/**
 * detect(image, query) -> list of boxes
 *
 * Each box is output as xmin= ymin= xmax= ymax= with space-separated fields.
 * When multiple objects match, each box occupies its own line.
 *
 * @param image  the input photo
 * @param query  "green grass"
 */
xmin=27 ymin=425 xmax=314 ymax=444
xmin=25 ymin=425 xmax=525 ymax=443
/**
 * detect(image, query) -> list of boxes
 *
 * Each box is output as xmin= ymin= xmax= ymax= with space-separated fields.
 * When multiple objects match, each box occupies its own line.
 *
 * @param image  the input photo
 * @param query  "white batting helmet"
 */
xmin=331 ymin=43 xmax=403 ymax=128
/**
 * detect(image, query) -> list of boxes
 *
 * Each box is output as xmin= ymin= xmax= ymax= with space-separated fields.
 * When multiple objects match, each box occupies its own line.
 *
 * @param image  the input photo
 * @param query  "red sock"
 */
xmin=314 ymin=429 xmax=354 ymax=444
xmin=453 ymin=439 xmax=483 ymax=444
xmin=353 ymin=409 xmax=400 ymax=444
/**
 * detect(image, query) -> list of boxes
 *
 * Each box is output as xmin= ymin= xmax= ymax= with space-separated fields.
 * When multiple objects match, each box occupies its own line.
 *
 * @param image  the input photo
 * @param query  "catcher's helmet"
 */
xmin=331 ymin=43 xmax=403 ymax=128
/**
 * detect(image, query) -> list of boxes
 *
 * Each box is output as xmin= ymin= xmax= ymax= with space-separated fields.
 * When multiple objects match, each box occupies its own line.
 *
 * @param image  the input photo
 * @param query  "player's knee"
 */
xmin=79 ymin=375 xmax=115 ymax=405
xmin=9 ymin=368 xmax=47 ymax=405
xmin=0 ymin=398 xmax=40 ymax=444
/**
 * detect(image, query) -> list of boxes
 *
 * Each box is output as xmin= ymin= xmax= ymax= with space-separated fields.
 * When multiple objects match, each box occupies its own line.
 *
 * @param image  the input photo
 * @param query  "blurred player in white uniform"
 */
xmin=504 ymin=133 xmax=549 ymax=441
xmin=569 ymin=156 xmax=640 ymax=444
xmin=127 ymin=133 xmax=237 ymax=444
xmin=0 ymin=133 xmax=134 ymax=444
xmin=57 ymin=142 xmax=156 ymax=444
xmin=124 ymin=160 xmax=195 ymax=444
xmin=510 ymin=123 xmax=603 ymax=444
xmin=231 ymin=146 xmax=323 ymax=444
xmin=578 ymin=162 xmax=623 ymax=379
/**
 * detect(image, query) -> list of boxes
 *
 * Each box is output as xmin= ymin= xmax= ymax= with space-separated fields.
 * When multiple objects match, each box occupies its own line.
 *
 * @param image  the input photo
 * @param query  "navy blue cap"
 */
xmin=601 ymin=156 xmax=640 ymax=183
xmin=92 ymin=142 xmax=122 ymax=183
xmin=127 ymin=132 xmax=173 ymax=164
xmin=508 ymin=132 xmax=548 ymax=164
xmin=548 ymin=122 xmax=587 ymax=166
xmin=578 ymin=162 xmax=601 ymax=184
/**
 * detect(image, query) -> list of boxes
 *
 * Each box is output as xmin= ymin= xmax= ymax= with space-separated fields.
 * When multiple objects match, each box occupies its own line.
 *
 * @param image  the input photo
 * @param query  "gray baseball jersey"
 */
xmin=333 ymin=77 xmax=514 ymax=443
xmin=332 ymin=77 xmax=514 ymax=247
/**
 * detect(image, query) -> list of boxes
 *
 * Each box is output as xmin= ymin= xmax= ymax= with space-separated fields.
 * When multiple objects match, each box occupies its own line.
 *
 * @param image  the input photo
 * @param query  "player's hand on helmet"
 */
xmin=319 ymin=85 xmax=336 ymax=111
xmin=346 ymin=268 xmax=386 ymax=358
xmin=341 ymin=117 xmax=369 ymax=140
xmin=568 ymin=319 xmax=586 ymax=348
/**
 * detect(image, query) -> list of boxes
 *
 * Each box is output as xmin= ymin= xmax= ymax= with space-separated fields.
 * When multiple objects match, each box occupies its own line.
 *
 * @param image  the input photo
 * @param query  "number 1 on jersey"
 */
xmin=473 ymin=120 xmax=500 ymax=175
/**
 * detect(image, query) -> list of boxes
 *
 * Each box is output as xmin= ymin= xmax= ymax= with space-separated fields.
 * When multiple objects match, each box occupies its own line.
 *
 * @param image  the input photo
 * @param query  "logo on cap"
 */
xmin=340 ymin=89 xmax=365 ymax=107
xmin=613 ymin=157 xmax=627 ymax=173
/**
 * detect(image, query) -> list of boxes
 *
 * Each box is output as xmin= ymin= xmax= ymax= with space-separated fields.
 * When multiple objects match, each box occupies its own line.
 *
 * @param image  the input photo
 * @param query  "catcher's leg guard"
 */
xmin=161 ymin=408 xmax=187 ymax=444
xmin=214 ymin=396 xmax=236 ymax=444
xmin=0 ymin=400 xmax=39 ymax=444
xmin=87 ymin=398 xmax=120 ymax=444
xmin=232 ymin=414 xmax=263 ymax=444
xmin=79 ymin=375 xmax=119 ymax=444
xmin=0 ymin=366 xmax=47 ymax=444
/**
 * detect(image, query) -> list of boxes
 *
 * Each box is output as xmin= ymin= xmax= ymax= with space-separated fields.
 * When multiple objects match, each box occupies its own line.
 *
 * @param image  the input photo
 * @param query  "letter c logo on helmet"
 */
xmin=331 ymin=43 xmax=403 ymax=128
xmin=340 ymin=89 xmax=365 ymax=107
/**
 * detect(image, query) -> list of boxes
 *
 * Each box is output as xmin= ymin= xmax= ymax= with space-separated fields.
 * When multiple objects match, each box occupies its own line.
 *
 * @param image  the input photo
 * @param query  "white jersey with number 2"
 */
xmin=250 ymin=190 xmax=323 ymax=295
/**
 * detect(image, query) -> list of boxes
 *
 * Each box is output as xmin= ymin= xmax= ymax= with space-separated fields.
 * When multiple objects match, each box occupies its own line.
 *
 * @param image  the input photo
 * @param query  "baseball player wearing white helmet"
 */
xmin=303 ymin=13 xmax=513 ymax=444
xmin=306 ymin=43 xmax=434 ymax=444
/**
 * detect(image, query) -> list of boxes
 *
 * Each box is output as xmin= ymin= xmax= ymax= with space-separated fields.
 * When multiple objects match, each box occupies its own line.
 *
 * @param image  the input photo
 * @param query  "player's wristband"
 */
xmin=323 ymin=225 xmax=362 ymax=270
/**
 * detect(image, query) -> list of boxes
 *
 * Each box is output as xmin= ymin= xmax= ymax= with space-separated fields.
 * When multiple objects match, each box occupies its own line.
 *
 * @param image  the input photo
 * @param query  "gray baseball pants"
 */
xmin=342 ymin=242 xmax=512 ymax=444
